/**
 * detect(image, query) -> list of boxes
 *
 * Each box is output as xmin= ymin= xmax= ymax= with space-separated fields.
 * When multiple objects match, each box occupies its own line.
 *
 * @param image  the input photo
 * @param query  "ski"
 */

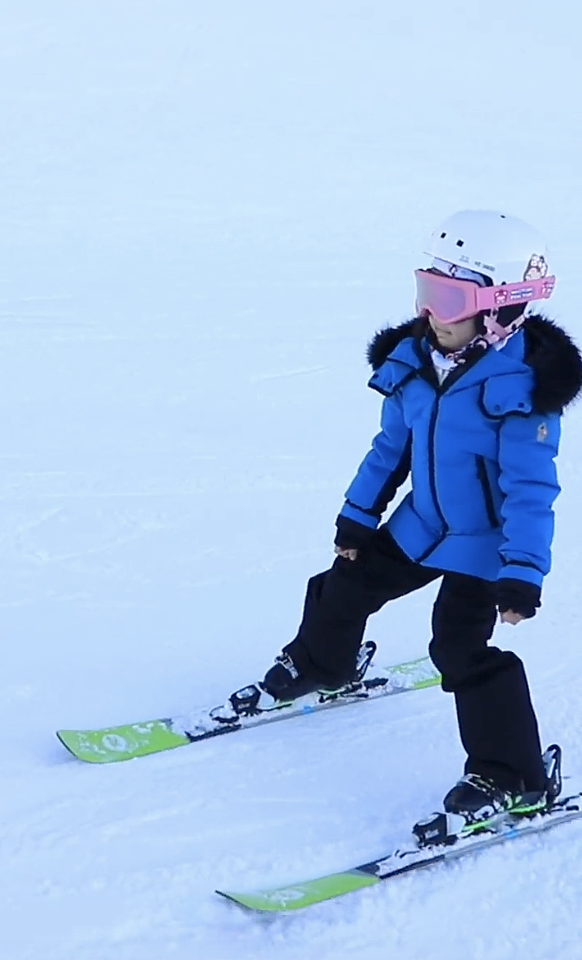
xmin=56 ymin=647 xmax=440 ymax=763
xmin=216 ymin=789 xmax=582 ymax=913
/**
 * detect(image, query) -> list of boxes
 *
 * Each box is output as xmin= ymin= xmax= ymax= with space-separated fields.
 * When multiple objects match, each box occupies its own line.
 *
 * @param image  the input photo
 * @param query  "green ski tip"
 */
xmin=217 ymin=869 xmax=378 ymax=912
xmin=56 ymin=719 xmax=190 ymax=763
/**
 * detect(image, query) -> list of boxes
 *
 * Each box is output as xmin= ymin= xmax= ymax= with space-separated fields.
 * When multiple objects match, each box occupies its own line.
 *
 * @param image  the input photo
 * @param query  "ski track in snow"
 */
xmin=1 ymin=1 xmax=582 ymax=958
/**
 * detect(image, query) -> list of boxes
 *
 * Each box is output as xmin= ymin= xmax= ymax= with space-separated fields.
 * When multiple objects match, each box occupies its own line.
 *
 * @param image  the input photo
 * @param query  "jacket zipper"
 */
xmin=475 ymin=455 xmax=500 ymax=529
xmin=416 ymin=394 xmax=449 ymax=563
xmin=415 ymin=354 xmax=493 ymax=564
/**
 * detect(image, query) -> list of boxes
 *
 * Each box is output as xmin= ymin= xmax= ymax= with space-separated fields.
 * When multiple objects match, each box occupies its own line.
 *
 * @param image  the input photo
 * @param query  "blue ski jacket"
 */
xmin=337 ymin=316 xmax=582 ymax=587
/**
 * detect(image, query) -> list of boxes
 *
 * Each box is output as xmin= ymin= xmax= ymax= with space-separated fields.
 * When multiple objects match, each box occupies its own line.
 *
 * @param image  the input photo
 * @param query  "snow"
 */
xmin=1 ymin=1 xmax=582 ymax=957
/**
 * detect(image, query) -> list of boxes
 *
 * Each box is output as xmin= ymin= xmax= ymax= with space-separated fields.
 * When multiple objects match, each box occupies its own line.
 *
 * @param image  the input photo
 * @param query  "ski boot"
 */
xmin=214 ymin=640 xmax=377 ymax=723
xmin=413 ymin=743 xmax=562 ymax=848
xmin=261 ymin=640 xmax=377 ymax=703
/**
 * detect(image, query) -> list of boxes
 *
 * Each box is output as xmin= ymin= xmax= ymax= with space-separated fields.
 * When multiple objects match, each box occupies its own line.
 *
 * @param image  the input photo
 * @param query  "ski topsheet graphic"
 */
xmin=56 ymin=649 xmax=440 ymax=763
xmin=216 ymin=789 xmax=582 ymax=913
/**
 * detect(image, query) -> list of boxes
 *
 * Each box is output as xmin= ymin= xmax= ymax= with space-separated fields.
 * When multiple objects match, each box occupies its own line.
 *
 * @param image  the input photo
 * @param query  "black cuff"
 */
xmin=334 ymin=515 xmax=376 ymax=551
xmin=497 ymin=578 xmax=541 ymax=620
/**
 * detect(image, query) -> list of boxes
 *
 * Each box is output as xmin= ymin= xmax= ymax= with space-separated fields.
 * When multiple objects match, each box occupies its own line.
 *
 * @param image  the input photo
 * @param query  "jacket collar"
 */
xmin=366 ymin=314 xmax=582 ymax=413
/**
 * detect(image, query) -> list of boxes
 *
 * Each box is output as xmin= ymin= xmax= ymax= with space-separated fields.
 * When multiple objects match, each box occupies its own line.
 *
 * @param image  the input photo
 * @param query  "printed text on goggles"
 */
xmin=414 ymin=269 xmax=556 ymax=325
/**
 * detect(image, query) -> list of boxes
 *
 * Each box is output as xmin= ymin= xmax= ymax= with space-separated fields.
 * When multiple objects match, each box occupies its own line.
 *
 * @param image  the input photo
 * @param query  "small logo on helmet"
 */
xmin=524 ymin=254 xmax=548 ymax=281
xmin=537 ymin=422 xmax=549 ymax=442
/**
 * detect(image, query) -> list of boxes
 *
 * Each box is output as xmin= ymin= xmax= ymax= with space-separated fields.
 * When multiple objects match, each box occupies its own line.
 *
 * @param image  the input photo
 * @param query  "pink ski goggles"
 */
xmin=414 ymin=269 xmax=556 ymax=325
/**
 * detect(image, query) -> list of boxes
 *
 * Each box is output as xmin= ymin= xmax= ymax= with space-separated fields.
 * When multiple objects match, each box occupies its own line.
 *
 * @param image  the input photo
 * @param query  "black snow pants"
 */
xmin=283 ymin=528 xmax=546 ymax=792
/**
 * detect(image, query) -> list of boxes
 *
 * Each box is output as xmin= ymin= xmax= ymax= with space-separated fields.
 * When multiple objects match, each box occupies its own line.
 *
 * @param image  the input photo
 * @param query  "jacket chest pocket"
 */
xmin=480 ymin=374 xmax=533 ymax=419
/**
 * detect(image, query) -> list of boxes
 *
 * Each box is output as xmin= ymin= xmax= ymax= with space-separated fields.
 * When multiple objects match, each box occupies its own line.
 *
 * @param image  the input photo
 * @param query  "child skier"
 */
xmin=231 ymin=210 xmax=582 ymax=835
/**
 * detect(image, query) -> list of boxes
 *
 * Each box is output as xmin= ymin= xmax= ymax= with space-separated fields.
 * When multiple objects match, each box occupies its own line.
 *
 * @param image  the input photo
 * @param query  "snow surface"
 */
xmin=2 ymin=1 xmax=582 ymax=957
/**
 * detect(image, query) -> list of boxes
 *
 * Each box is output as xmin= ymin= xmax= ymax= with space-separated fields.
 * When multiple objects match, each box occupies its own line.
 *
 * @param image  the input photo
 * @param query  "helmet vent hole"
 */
xmin=440 ymin=232 xmax=446 ymax=238
xmin=456 ymin=239 xmax=464 ymax=247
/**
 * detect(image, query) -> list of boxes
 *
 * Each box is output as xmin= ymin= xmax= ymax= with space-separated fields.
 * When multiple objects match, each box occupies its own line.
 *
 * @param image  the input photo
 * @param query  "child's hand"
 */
xmin=334 ymin=546 xmax=358 ymax=561
xmin=497 ymin=578 xmax=540 ymax=621
xmin=500 ymin=610 xmax=526 ymax=625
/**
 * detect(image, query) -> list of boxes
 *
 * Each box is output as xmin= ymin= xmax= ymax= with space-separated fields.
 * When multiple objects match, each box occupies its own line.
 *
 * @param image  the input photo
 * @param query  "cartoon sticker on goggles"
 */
xmin=523 ymin=254 xmax=548 ymax=281
xmin=493 ymin=276 xmax=555 ymax=307
xmin=493 ymin=287 xmax=534 ymax=306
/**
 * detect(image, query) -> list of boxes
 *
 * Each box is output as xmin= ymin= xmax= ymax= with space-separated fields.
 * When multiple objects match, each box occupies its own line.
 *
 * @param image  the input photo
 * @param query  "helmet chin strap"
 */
xmin=484 ymin=308 xmax=508 ymax=340
xmin=483 ymin=307 xmax=526 ymax=345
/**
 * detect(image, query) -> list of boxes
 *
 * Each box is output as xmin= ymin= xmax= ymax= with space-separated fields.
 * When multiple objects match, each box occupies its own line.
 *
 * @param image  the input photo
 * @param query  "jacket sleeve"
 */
xmin=497 ymin=411 xmax=561 ymax=588
xmin=337 ymin=392 xmax=411 ymax=532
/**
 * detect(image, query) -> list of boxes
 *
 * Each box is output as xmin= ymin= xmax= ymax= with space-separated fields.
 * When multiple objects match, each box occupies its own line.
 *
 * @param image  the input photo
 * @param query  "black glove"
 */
xmin=497 ymin=578 xmax=541 ymax=620
xmin=334 ymin=515 xmax=377 ymax=552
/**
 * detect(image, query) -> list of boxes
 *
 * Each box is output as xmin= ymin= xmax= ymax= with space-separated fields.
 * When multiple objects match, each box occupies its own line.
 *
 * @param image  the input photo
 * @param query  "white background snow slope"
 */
xmin=2 ymin=2 xmax=582 ymax=958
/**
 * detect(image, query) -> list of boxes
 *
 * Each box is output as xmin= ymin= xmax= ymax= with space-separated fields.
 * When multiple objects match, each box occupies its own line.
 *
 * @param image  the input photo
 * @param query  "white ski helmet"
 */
xmin=423 ymin=209 xmax=552 ymax=292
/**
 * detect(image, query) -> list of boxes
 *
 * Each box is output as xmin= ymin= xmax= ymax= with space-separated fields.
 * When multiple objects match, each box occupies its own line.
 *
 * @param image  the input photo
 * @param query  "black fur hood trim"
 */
xmin=366 ymin=314 xmax=582 ymax=414
xmin=367 ymin=318 xmax=420 ymax=371
xmin=523 ymin=316 xmax=582 ymax=413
